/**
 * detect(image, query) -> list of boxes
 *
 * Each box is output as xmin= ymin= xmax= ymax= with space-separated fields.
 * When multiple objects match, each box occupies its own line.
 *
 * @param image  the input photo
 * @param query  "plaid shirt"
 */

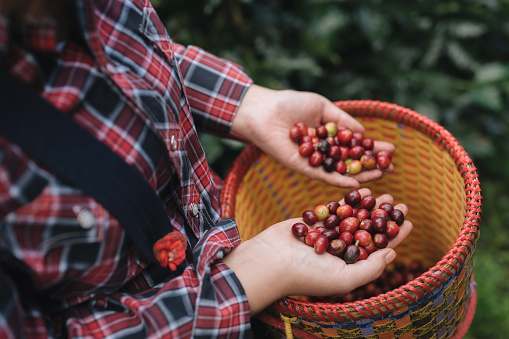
xmin=0 ymin=0 xmax=253 ymax=338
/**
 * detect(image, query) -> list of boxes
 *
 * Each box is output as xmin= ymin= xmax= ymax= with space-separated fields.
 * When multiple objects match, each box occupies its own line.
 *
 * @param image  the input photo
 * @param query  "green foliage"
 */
xmin=154 ymin=1 xmax=509 ymax=337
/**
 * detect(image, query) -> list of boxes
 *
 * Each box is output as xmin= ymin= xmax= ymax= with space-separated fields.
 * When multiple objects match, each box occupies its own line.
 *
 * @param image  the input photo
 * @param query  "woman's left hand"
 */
xmin=232 ymin=85 xmax=395 ymax=188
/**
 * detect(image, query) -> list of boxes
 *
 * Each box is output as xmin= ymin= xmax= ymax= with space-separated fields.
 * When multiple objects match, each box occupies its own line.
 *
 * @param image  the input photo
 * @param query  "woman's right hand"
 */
xmin=221 ymin=188 xmax=413 ymax=315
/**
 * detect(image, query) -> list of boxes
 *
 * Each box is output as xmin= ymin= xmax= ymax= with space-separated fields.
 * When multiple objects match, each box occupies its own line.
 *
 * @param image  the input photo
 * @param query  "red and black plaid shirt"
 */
xmin=0 ymin=0 xmax=253 ymax=337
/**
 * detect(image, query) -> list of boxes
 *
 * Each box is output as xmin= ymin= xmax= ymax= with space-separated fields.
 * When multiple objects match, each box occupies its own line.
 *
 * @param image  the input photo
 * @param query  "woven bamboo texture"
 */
xmin=220 ymin=100 xmax=481 ymax=338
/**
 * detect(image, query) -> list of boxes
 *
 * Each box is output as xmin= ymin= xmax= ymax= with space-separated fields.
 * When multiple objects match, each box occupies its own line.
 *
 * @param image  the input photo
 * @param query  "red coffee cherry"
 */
xmin=291 ymin=222 xmax=308 ymax=238
xmin=302 ymin=210 xmax=317 ymax=225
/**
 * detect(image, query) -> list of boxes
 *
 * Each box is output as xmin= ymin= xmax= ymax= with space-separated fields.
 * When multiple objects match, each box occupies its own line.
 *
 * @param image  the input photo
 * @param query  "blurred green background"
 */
xmin=154 ymin=1 xmax=509 ymax=337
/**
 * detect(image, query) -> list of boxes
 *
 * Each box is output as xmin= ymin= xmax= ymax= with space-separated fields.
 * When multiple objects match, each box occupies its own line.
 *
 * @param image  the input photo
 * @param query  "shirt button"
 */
xmin=77 ymin=209 xmax=96 ymax=229
xmin=191 ymin=203 xmax=199 ymax=217
xmin=170 ymin=135 xmax=177 ymax=151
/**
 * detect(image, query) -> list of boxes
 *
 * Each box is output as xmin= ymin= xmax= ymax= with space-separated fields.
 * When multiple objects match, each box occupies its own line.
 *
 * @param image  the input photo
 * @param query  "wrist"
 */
xmin=221 ymin=237 xmax=289 ymax=315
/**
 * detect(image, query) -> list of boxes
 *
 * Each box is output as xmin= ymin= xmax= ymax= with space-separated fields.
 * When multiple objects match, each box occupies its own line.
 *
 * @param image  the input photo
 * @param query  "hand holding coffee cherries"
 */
xmin=291 ymin=188 xmax=408 ymax=265
xmin=221 ymin=188 xmax=412 ymax=315
xmin=231 ymin=85 xmax=395 ymax=188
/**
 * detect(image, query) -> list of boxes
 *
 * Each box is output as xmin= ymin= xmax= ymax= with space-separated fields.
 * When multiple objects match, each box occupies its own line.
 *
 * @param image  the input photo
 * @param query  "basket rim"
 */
xmin=220 ymin=99 xmax=482 ymax=322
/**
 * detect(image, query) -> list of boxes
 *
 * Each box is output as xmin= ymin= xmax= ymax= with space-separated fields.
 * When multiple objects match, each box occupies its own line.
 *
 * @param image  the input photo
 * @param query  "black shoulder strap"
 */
xmin=0 ymin=69 xmax=173 ymax=263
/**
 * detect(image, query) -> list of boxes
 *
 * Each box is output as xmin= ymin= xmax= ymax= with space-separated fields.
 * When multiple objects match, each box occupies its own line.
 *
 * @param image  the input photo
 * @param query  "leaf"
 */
xmin=475 ymin=62 xmax=509 ymax=83
xmin=471 ymin=84 xmax=504 ymax=111
xmin=448 ymin=21 xmax=487 ymax=38
xmin=446 ymin=41 xmax=479 ymax=71
xmin=421 ymin=24 xmax=446 ymax=68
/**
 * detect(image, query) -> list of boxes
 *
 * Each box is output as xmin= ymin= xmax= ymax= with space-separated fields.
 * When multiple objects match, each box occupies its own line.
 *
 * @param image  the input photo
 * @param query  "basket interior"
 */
xmin=232 ymin=117 xmax=466 ymax=270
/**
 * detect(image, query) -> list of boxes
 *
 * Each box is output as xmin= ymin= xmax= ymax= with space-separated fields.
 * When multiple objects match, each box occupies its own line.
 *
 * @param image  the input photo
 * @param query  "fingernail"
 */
xmin=385 ymin=250 xmax=396 ymax=264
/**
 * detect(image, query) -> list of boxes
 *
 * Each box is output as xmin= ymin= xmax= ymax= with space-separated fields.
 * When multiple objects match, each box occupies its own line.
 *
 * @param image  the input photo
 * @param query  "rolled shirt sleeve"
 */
xmin=173 ymin=44 xmax=253 ymax=136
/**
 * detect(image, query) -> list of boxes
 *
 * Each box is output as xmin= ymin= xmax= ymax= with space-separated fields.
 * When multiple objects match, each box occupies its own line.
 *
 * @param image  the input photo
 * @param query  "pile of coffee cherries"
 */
xmin=289 ymin=121 xmax=393 ymax=174
xmin=309 ymin=260 xmax=426 ymax=303
xmin=291 ymin=189 xmax=405 ymax=264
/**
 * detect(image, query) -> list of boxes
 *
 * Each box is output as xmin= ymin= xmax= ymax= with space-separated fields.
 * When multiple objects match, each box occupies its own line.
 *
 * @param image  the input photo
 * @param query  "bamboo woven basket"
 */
xmin=220 ymin=100 xmax=481 ymax=338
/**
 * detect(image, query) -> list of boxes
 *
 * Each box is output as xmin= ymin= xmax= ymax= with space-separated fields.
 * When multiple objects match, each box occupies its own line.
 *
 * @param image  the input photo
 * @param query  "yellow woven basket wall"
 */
xmin=220 ymin=100 xmax=481 ymax=338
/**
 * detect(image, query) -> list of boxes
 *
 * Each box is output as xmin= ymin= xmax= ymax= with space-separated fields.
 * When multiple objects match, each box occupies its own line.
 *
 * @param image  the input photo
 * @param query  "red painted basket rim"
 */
xmin=221 ymin=100 xmax=482 ymax=322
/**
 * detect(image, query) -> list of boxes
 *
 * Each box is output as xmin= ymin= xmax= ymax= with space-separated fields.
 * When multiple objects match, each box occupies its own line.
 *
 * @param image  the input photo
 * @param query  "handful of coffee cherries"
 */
xmin=291 ymin=189 xmax=405 ymax=264
xmin=289 ymin=121 xmax=392 ymax=174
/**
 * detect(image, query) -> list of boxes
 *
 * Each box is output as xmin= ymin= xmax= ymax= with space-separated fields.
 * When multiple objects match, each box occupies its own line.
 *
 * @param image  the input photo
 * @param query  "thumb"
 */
xmin=342 ymin=248 xmax=396 ymax=291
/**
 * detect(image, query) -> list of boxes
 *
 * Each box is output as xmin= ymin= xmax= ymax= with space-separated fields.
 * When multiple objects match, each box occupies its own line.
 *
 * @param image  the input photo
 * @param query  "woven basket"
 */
xmin=220 ymin=100 xmax=481 ymax=338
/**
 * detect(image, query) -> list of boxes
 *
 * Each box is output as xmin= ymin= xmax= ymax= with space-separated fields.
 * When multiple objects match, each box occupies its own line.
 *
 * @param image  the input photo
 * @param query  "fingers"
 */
xmin=387 ymin=220 xmax=413 ymax=249
xmin=348 ymin=165 xmax=394 ymax=183
xmin=373 ymin=140 xmax=396 ymax=154
xmin=340 ymin=248 xmax=396 ymax=292
xmin=322 ymin=100 xmax=364 ymax=133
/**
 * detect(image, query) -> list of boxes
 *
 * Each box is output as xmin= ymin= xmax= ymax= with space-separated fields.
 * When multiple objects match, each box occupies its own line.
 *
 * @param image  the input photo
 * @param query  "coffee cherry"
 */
xmin=289 ymin=126 xmax=303 ymax=143
xmin=344 ymin=243 xmax=361 ymax=264
xmin=386 ymin=221 xmax=400 ymax=239
xmin=356 ymin=208 xmax=370 ymax=221
xmin=324 ymin=122 xmax=338 ymax=137
xmin=371 ymin=208 xmax=389 ymax=220
xmin=344 ymin=189 xmax=362 ymax=206
xmin=327 ymin=201 xmax=340 ymax=214
xmin=360 ymin=154 xmax=377 ymax=170
xmin=352 ymin=132 xmax=364 ymax=142
xmin=292 ymin=222 xmax=308 ymax=237
xmin=363 ymin=241 xmax=376 ymax=254
xmin=361 ymin=138 xmax=374 ymax=150
xmin=372 ymin=217 xmax=387 ymax=233
xmin=322 ymin=157 xmax=336 ymax=173
xmin=390 ymin=209 xmax=405 ymax=226
xmin=354 ymin=230 xmax=372 ymax=247
xmin=302 ymin=210 xmax=317 ymax=225
xmin=301 ymin=135 xmax=312 ymax=144
xmin=314 ymin=235 xmax=329 ymax=254
xmin=339 ymin=231 xmax=354 ymax=245
xmin=358 ymin=246 xmax=369 ymax=260
xmin=347 ymin=160 xmax=362 ymax=174
xmin=335 ymin=160 xmax=347 ymax=174
xmin=379 ymin=202 xmax=394 ymax=215
xmin=349 ymin=137 xmax=362 ymax=148
xmin=324 ymin=214 xmax=340 ymax=229
xmin=309 ymin=151 xmax=324 ymax=167
xmin=316 ymin=125 xmax=328 ymax=139
xmin=377 ymin=155 xmax=391 ymax=170
xmin=373 ymin=233 xmax=389 ymax=248
xmin=313 ymin=204 xmax=329 ymax=220
xmin=336 ymin=128 xmax=353 ymax=146
xmin=339 ymin=146 xmax=350 ymax=161
xmin=327 ymin=239 xmax=347 ymax=256
xmin=339 ymin=217 xmax=360 ymax=234
xmin=336 ymin=204 xmax=353 ymax=219
xmin=328 ymin=145 xmax=342 ymax=161
xmin=318 ymin=139 xmax=331 ymax=154
xmin=359 ymin=218 xmax=374 ymax=233
xmin=321 ymin=229 xmax=340 ymax=241
xmin=376 ymin=150 xmax=393 ymax=160
xmin=307 ymin=127 xmax=316 ymax=138
xmin=359 ymin=195 xmax=376 ymax=210
xmin=305 ymin=230 xmax=321 ymax=246
xmin=348 ymin=145 xmax=365 ymax=160
xmin=294 ymin=122 xmax=308 ymax=136
xmin=299 ymin=142 xmax=314 ymax=157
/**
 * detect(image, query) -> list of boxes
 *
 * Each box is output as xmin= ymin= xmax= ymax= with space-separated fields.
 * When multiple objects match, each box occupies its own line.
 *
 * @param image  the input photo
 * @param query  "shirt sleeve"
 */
xmin=57 ymin=219 xmax=251 ymax=338
xmin=0 ymin=219 xmax=251 ymax=339
xmin=173 ymin=44 xmax=253 ymax=136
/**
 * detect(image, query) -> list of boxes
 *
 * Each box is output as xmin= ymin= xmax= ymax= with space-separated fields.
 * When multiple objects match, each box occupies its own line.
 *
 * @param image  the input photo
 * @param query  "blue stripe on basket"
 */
xmin=281 ymin=260 xmax=474 ymax=331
